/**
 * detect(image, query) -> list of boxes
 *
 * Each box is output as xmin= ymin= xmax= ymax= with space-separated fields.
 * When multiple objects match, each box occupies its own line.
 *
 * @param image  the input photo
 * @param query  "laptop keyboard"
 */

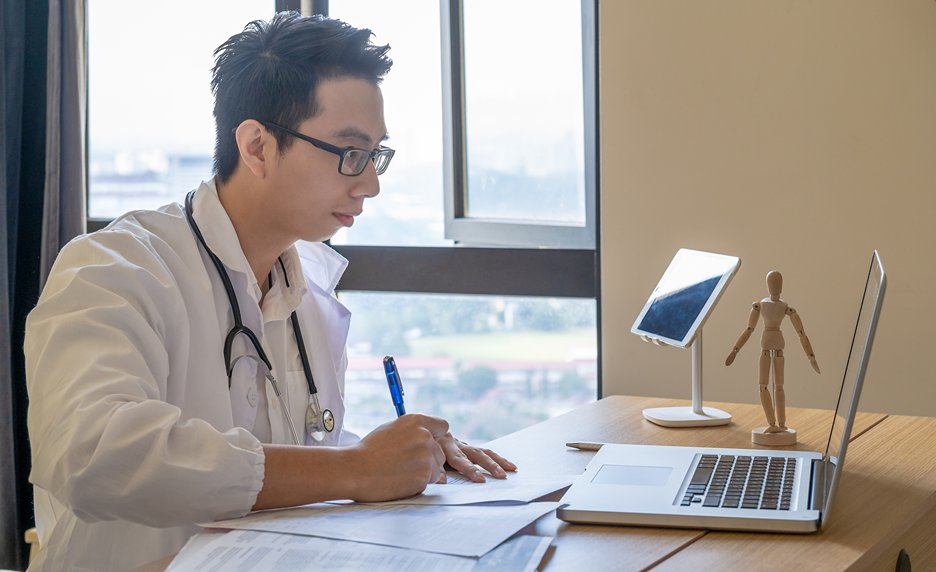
xmin=680 ymin=455 xmax=796 ymax=510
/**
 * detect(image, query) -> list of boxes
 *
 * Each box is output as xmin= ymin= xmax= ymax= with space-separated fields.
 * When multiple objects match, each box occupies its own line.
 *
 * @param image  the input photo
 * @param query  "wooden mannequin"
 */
xmin=725 ymin=271 xmax=820 ymax=446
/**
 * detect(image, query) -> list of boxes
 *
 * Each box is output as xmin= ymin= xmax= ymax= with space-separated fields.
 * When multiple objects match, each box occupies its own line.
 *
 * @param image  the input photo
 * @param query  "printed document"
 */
xmin=378 ymin=472 xmax=574 ymax=506
xmin=167 ymin=529 xmax=552 ymax=572
xmin=206 ymin=502 xmax=558 ymax=558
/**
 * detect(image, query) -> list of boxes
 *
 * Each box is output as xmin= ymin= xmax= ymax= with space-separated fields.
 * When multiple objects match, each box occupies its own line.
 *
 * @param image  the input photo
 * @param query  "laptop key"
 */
xmin=690 ymin=466 xmax=714 ymax=486
xmin=703 ymin=496 xmax=721 ymax=507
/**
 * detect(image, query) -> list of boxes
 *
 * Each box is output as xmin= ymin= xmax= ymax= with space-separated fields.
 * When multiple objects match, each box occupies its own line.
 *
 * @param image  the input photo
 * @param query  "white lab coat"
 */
xmin=24 ymin=179 xmax=354 ymax=571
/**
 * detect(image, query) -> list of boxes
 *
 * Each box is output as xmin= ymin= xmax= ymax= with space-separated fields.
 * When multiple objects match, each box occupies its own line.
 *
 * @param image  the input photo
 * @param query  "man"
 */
xmin=25 ymin=12 xmax=514 ymax=571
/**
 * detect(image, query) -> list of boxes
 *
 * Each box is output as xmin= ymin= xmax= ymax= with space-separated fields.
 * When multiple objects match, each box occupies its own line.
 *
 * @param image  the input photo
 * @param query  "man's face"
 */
xmin=267 ymin=76 xmax=387 ymax=243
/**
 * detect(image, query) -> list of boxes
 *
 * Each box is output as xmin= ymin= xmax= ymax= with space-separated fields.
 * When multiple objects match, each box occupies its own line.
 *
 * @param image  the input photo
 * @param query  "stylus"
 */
xmin=565 ymin=442 xmax=605 ymax=451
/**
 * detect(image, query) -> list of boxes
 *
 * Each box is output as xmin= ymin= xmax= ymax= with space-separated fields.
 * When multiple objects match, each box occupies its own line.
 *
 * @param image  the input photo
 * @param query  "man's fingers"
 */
xmin=431 ymin=436 xmax=446 ymax=469
xmin=478 ymin=457 xmax=507 ymax=479
xmin=445 ymin=453 xmax=486 ymax=483
xmin=439 ymin=436 xmax=485 ymax=482
xmin=460 ymin=443 xmax=517 ymax=475
xmin=484 ymin=450 xmax=517 ymax=472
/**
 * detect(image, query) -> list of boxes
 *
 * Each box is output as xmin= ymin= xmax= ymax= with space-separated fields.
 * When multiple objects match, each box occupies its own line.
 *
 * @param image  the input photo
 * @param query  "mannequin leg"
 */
xmin=759 ymin=351 xmax=778 ymax=430
xmin=774 ymin=351 xmax=786 ymax=429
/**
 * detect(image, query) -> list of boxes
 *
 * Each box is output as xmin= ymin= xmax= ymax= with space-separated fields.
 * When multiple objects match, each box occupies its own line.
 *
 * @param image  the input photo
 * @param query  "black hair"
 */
xmin=210 ymin=12 xmax=392 ymax=182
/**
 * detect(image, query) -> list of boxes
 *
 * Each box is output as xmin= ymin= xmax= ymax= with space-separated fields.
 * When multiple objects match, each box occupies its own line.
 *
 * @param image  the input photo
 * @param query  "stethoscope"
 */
xmin=184 ymin=190 xmax=334 ymax=445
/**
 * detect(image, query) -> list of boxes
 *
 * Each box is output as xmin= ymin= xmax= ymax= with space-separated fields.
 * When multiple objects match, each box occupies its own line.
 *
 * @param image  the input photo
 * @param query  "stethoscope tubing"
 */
xmin=184 ymin=190 xmax=330 ymax=445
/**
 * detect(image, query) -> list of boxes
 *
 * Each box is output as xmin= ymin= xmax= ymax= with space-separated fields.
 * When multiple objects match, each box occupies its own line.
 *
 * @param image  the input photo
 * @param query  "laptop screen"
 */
xmin=821 ymin=251 xmax=886 ymax=518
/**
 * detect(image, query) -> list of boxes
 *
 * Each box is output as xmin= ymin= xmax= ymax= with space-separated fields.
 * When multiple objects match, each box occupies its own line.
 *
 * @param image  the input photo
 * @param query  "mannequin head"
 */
xmin=767 ymin=271 xmax=783 ymax=299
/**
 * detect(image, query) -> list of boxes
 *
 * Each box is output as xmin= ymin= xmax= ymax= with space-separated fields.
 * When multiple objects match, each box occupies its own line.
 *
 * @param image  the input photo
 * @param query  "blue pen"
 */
xmin=383 ymin=355 xmax=406 ymax=417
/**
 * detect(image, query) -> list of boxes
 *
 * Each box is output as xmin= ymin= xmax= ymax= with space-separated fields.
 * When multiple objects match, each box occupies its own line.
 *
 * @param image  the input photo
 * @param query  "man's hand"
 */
xmin=435 ymin=432 xmax=518 ymax=483
xmin=345 ymin=414 xmax=448 ymax=502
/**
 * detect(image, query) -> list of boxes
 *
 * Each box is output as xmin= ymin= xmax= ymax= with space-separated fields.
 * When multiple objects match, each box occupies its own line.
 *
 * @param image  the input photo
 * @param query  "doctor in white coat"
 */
xmin=24 ymin=13 xmax=515 ymax=571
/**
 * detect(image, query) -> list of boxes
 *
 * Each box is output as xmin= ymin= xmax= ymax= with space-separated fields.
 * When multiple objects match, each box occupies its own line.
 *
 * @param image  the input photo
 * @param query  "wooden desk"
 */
xmin=487 ymin=395 xmax=936 ymax=571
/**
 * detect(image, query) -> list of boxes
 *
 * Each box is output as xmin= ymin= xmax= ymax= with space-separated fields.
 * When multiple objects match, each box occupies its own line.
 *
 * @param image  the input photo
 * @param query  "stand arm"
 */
xmin=692 ymin=332 xmax=703 ymax=414
xmin=641 ymin=327 xmax=731 ymax=427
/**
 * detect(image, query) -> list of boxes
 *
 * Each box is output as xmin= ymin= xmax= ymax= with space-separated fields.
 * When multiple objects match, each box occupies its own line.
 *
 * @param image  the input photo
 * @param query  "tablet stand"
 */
xmin=642 ymin=331 xmax=732 ymax=427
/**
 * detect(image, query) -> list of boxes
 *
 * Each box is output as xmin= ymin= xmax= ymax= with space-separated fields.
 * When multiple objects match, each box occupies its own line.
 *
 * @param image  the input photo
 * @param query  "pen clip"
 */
xmin=383 ymin=355 xmax=404 ymax=395
xmin=383 ymin=355 xmax=407 ymax=416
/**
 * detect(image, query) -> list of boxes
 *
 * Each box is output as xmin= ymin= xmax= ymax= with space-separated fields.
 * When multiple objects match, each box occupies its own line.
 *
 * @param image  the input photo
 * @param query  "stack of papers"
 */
xmin=205 ymin=502 xmax=558 ymax=557
xmin=381 ymin=471 xmax=575 ymax=506
xmin=167 ymin=530 xmax=552 ymax=572
xmin=168 ymin=472 xmax=572 ymax=571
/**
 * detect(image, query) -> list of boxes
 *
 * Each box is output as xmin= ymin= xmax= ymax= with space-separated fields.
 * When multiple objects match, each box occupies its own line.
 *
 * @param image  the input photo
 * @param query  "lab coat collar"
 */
xmin=190 ymin=179 xmax=346 ymax=302
xmin=189 ymin=179 xmax=257 ymax=290
xmin=295 ymin=241 xmax=348 ymax=295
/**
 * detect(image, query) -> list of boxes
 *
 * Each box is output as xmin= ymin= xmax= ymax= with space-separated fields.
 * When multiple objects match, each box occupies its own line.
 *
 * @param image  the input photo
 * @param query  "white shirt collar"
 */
xmin=190 ymin=179 xmax=347 ymax=309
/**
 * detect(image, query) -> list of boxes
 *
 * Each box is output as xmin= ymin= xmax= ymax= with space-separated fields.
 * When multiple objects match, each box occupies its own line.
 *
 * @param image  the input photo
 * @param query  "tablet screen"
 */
xmin=631 ymin=249 xmax=740 ymax=347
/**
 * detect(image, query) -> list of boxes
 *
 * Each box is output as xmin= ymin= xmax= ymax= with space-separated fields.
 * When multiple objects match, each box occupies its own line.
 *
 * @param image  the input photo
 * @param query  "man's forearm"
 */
xmin=252 ymin=444 xmax=361 ymax=511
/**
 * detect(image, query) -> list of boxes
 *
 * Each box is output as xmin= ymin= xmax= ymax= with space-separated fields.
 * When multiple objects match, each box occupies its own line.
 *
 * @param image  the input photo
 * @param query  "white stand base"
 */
xmin=752 ymin=427 xmax=797 ymax=446
xmin=642 ymin=406 xmax=733 ymax=428
xmin=639 ymin=332 xmax=732 ymax=428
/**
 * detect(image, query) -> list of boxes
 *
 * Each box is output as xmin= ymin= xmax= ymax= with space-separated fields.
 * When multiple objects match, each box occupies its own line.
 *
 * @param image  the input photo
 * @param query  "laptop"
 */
xmin=557 ymin=251 xmax=886 ymax=533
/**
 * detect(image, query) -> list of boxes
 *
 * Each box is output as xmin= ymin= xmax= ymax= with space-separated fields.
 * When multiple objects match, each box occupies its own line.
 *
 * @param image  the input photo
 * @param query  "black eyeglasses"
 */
xmin=257 ymin=120 xmax=395 ymax=176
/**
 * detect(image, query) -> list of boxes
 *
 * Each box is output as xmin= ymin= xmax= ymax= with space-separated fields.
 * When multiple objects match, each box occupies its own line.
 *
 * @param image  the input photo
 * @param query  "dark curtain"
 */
xmin=2 ymin=0 xmax=49 ymax=568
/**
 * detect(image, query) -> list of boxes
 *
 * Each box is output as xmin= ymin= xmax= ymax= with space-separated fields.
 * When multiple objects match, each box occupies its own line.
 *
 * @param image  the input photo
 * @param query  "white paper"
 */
xmin=205 ymin=502 xmax=558 ymax=558
xmin=167 ymin=529 xmax=552 ymax=572
xmin=376 ymin=472 xmax=574 ymax=506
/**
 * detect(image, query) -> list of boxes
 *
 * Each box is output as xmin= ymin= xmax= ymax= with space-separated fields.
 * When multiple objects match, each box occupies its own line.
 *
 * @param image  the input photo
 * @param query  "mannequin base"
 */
xmin=752 ymin=426 xmax=797 ymax=446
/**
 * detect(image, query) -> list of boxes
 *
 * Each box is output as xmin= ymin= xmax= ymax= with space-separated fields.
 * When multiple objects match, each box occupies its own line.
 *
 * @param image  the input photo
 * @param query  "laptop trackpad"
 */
xmin=592 ymin=464 xmax=673 ymax=487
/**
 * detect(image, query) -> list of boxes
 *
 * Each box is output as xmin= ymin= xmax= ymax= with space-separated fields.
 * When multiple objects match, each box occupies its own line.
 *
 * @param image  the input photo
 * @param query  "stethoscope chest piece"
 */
xmin=306 ymin=394 xmax=335 ymax=442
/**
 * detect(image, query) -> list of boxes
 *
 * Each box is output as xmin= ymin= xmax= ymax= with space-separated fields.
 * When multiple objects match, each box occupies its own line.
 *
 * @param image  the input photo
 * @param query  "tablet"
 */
xmin=631 ymin=249 xmax=740 ymax=348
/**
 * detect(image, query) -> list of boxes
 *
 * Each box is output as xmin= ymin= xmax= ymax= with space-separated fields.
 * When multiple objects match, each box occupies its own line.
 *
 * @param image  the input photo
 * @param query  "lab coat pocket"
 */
xmin=228 ymin=358 xmax=261 ymax=431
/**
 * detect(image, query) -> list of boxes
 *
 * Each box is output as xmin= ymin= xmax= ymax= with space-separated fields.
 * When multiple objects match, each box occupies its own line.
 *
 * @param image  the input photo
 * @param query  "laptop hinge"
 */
xmin=808 ymin=458 xmax=826 ymax=513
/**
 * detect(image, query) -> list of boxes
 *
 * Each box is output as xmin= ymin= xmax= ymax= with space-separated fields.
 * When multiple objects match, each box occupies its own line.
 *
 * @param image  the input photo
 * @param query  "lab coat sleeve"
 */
xmin=25 ymin=230 xmax=266 ymax=527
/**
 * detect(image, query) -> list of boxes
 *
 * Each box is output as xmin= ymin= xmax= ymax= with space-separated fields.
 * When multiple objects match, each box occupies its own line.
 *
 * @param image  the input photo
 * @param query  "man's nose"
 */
xmin=352 ymin=162 xmax=381 ymax=198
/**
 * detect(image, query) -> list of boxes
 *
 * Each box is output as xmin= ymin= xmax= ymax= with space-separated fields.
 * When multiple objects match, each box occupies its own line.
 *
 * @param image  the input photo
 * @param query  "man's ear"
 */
xmin=234 ymin=120 xmax=273 ymax=179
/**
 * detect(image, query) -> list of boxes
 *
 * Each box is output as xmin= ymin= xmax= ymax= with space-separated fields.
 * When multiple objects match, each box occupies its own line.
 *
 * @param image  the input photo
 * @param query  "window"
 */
xmin=87 ymin=1 xmax=600 ymax=442
xmin=462 ymin=4 xmax=587 ymax=226
xmin=87 ymin=1 xmax=274 ymax=218
xmin=326 ymin=1 xmax=600 ymax=441
xmin=327 ymin=0 xmax=448 ymax=248
xmin=442 ymin=0 xmax=597 ymax=249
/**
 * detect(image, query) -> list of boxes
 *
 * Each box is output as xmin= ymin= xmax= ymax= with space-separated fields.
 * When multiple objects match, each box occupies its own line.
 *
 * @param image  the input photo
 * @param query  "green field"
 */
xmin=409 ymin=328 xmax=596 ymax=362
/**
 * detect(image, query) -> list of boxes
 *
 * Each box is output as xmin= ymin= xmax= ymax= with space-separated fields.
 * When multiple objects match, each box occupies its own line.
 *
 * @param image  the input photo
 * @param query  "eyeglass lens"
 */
xmin=340 ymin=148 xmax=394 ymax=176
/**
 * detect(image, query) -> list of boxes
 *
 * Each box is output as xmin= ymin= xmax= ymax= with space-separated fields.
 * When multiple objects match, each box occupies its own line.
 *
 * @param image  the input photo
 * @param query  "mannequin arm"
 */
xmin=787 ymin=307 xmax=821 ymax=373
xmin=725 ymin=303 xmax=760 ymax=366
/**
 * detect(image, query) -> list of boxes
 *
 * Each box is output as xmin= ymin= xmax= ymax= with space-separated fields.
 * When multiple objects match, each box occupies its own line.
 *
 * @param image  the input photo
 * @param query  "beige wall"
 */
xmin=599 ymin=1 xmax=936 ymax=416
